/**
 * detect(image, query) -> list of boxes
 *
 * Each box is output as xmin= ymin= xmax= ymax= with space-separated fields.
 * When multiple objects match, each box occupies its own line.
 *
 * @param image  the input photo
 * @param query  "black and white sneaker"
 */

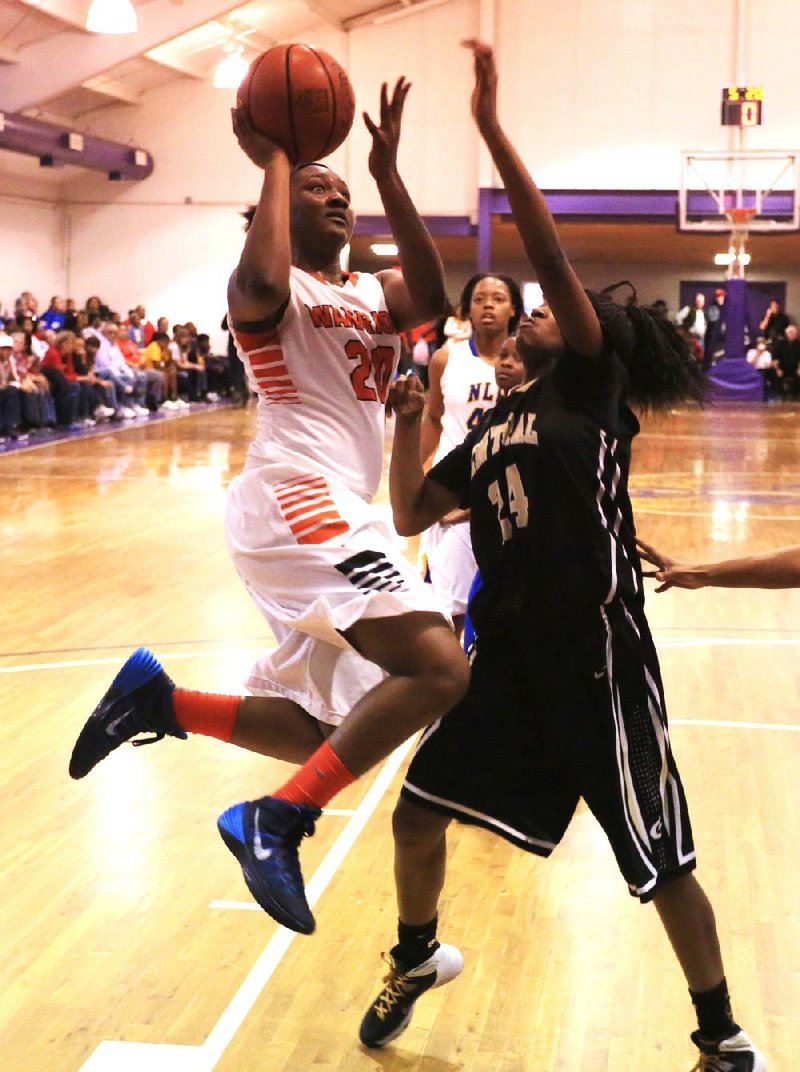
xmin=359 ymin=944 xmax=463 ymax=1048
xmin=691 ymin=1030 xmax=767 ymax=1071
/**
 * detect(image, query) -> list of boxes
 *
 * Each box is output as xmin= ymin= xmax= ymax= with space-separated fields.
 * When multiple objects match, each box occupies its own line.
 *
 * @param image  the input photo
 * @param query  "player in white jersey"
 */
xmin=69 ymin=79 xmax=470 ymax=937
xmin=419 ymin=273 xmax=522 ymax=633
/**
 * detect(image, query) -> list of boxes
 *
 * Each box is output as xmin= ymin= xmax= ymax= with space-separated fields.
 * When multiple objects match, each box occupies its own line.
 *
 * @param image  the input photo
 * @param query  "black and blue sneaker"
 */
xmin=69 ymin=648 xmax=185 ymax=779
xmin=217 ymin=796 xmax=320 ymax=934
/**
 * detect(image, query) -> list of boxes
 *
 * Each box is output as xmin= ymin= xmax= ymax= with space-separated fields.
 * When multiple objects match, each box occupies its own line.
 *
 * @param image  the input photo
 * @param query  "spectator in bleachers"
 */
xmin=221 ymin=312 xmax=249 ymax=405
xmin=746 ymin=337 xmax=778 ymax=401
xmin=85 ymin=295 xmax=111 ymax=320
xmin=39 ymin=296 xmax=67 ymax=333
xmin=12 ymin=331 xmax=54 ymax=430
xmin=50 ymin=331 xmax=99 ymax=426
xmin=0 ymin=332 xmax=27 ymax=443
xmin=192 ymin=333 xmax=226 ymax=401
xmin=94 ymin=322 xmax=148 ymax=419
xmin=703 ymin=287 xmax=726 ymax=369
xmin=136 ymin=306 xmax=156 ymax=346
xmin=759 ymin=299 xmax=789 ymax=343
xmin=142 ymin=331 xmax=184 ymax=410
xmin=771 ymin=324 xmax=800 ymax=400
xmin=125 ymin=308 xmax=146 ymax=348
xmin=41 ymin=331 xmax=82 ymax=429
xmin=81 ymin=335 xmax=118 ymax=418
xmin=62 ymin=299 xmax=80 ymax=332
xmin=184 ymin=333 xmax=210 ymax=402
xmin=676 ymin=292 xmax=707 ymax=341
xmin=14 ymin=291 xmax=39 ymax=325
xmin=118 ymin=325 xmax=164 ymax=410
xmin=72 ymin=335 xmax=116 ymax=420
xmin=170 ymin=324 xmax=195 ymax=401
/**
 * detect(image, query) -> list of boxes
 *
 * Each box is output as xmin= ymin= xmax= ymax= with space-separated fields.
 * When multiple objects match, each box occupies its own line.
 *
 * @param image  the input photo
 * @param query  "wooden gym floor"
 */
xmin=1 ymin=401 xmax=798 ymax=1072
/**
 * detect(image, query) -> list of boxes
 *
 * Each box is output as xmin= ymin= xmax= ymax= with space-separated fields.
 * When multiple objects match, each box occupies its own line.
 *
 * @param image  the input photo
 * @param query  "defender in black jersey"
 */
xmin=359 ymin=41 xmax=765 ymax=1072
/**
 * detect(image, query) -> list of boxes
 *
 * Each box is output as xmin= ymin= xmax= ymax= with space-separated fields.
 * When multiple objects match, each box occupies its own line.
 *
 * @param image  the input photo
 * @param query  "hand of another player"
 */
xmin=231 ymin=105 xmax=288 ymax=169
xmin=387 ymin=372 xmax=425 ymax=421
xmin=461 ymin=39 xmax=499 ymax=131
xmin=363 ymin=78 xmax=411 ymax=180
xmin=636 ymin=538 xmax=700 ymax=592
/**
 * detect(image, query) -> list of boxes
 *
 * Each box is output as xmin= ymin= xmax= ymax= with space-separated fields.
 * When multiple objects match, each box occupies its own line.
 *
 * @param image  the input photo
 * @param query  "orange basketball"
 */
xmin=237 ymin=44 xmax=355 ymax=165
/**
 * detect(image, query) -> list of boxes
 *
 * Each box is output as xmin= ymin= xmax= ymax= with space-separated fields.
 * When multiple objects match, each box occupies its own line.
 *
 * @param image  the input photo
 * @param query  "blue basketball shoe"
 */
xmin=217 ymin=796 xmax=321 ymax=934
xmin=69 ymin=648 xmax=186 ymax=779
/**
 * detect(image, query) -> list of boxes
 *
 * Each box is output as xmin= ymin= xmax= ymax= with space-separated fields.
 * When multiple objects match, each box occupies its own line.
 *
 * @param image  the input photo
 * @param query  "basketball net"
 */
xmin=723 ymin=206 xmax=758 ymax=279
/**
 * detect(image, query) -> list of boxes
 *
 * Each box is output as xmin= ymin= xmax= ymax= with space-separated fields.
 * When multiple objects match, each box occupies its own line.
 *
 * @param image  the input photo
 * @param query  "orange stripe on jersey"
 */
xmin=273 ymin=475 xmax=350 ymax=545
xmin=232 ymin=325 xmax=300 ymax=404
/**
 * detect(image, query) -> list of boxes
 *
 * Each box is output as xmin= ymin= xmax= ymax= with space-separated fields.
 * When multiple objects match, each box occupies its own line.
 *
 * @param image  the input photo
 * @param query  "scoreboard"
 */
xmin=721 ymin=86 xmax=763 ymax=126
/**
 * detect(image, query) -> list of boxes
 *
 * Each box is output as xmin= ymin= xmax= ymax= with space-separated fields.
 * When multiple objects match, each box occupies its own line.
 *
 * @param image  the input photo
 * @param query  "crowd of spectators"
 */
xmin=667 ymin=292 xmax=798 ymax=400
xmin=0 ymin=291 xmax=249 ymax=444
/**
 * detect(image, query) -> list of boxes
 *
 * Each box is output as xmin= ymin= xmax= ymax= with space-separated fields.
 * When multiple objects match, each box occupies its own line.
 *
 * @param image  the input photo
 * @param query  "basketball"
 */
xmin=237 ymin=44 xmax=355 ymax=165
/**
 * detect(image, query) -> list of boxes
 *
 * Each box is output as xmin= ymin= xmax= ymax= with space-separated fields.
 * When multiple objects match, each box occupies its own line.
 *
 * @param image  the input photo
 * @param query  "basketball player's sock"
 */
xmin=690 ymin=977 xmax=740 ymax=1041
xmin=172 ymin=690 xmax=240 ymax=743
xmin=393 ymin=917 xmax=440 ymax=969
xmin=273 ymin=739 xmax=355 ymax=808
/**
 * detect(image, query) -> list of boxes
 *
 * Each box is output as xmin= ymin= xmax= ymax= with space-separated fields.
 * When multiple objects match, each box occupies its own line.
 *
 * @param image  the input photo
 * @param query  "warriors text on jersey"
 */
xmin=428 ymin=346 xmax=642 ymax=638
xmin=432 ymin=337 xmax=499 ymax=463
xmin=231 ymin=266 xmax=400 ymax=501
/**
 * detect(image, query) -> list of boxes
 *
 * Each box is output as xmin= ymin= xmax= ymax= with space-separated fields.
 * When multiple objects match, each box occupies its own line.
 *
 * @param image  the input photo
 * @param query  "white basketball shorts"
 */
xmin=419 ymin=519 xmax=477 ymax=617
xmin=225 ymin=456 xmax=447 ymax=725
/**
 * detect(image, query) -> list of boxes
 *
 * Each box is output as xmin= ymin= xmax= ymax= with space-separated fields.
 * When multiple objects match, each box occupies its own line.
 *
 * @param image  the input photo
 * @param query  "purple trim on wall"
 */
xmin=353 ymin=215 xmax=474 ymax=237
xmin=354 ymin=190 xmax=796 ymax=240
xmin=0 ymin=111 xmax=153 ymax=180
xmin=477 ymin=188 xmax=493 ymax=272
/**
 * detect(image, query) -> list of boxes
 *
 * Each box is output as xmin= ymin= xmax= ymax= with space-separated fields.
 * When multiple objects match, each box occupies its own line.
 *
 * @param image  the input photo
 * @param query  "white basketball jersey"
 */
xmin=432 ymin=338 xmax=498 ymax=465
xmin=232 ymin=267 xmax=400 ymax=501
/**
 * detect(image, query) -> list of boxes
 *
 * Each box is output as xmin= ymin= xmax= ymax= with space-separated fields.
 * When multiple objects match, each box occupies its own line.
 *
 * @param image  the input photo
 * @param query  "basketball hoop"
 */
xmin=725 ymin=206 xmax=758 ymax=228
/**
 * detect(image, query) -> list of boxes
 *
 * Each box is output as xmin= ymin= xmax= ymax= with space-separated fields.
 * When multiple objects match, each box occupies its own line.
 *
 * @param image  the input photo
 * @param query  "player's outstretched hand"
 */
xmin=231 ymin=105 xmax=288 ymax=169
xmin=363 ymin=78 xmax=411 ymax=181
xmin=636 ymin=538 xmax=700 ymax=592
xmin=387 ymin=372 xmax=425 ymax=421
xmin=461 ymin=38 xmax=499 ymax=131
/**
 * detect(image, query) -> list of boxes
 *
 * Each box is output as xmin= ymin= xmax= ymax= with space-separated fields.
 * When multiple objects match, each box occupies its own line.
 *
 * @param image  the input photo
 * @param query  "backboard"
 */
xmin=679 ymin=149 xmax=799 ymax=233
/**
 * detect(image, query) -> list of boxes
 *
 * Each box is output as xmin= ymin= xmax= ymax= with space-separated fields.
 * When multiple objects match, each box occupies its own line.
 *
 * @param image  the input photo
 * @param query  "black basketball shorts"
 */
xmin=401 ymin=599 xmax=696 ymax=902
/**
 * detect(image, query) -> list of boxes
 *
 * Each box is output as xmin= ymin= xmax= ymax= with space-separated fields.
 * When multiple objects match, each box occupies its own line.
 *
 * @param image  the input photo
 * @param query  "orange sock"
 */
xmin=172 ymin=689 xmax=240 ymax=743
xmin=274 ymin=740 xmax=355 ymax=809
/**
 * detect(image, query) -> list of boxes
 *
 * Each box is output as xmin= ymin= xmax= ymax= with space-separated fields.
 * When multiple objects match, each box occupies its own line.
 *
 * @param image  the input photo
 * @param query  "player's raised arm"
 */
xmin=364 ymin=79 xmax=447 ymax=331
xmin=419 ymin=345 xmax=449 ymax=464
xmin=461 ymin=39 xmax=602 ymax=360
xmin=388 ymin=374 xmax=460 ymax=535
xmin=227 ymin=106 xmax=293 ymax=325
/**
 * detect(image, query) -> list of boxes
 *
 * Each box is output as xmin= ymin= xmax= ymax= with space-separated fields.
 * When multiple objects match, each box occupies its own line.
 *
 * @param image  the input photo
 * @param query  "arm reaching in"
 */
xmin=365 ymin=79 xmax=447 ymax=331
xmin=388 ymin=374 xmax=460 ymax=536
xmin=637 ymin=538 xmax=800 ymax=591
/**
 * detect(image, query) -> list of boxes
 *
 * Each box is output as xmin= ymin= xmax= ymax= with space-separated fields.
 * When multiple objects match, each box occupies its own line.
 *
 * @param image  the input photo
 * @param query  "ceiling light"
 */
xmin=714 ymin=252 xmax=751 ymax=266
xmin=213 ymin=46 xmax=249 ymax=90
xmin=86 ymin=0 xmax=138 ymax=35
xmin=370 ymin=243 xmax=398 ymax=257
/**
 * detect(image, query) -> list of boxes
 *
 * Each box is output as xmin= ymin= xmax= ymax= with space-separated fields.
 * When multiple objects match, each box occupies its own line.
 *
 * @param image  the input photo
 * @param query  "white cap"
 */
xmin=0 ymin=332 xmax=14 ymax=347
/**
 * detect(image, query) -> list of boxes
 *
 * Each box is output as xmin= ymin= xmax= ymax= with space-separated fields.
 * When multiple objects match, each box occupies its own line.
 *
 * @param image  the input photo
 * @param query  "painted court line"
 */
xmin=0 ymin=648 xmax=265 ymax=674
xmin=79 ymin=737 xmax=415 ymax=1072
xmin=672 ymin=719 xmax=799 ymax=733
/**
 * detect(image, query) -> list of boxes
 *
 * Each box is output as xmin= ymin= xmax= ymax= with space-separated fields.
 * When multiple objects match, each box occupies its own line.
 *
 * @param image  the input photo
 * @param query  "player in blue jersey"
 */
xmin=358 ymin=41 xmax=765 ymax=1072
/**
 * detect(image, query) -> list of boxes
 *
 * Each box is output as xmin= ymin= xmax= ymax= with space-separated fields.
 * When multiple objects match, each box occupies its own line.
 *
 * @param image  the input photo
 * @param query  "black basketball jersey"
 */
xmin=428 ymin=345 xmax=642 ymax=639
